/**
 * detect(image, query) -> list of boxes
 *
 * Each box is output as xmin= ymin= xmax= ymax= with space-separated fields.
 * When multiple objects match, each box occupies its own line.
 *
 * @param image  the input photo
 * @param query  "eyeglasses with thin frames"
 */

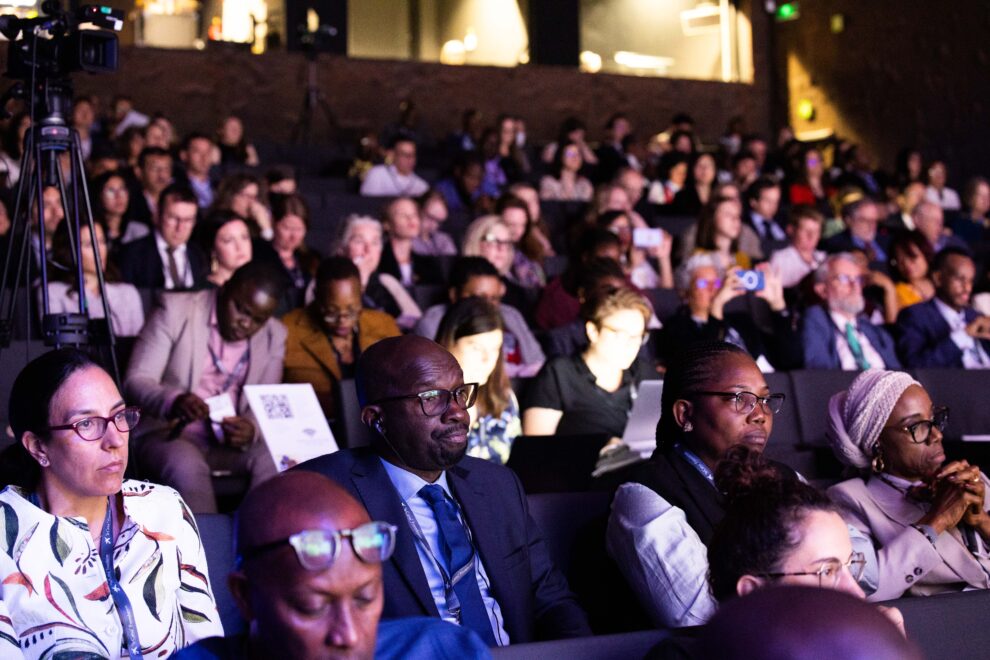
xmin=690 ymin=391 xmax=785 ymax=415
xmin=760 ymin=551 xmax=867 ymax=589
xmin=238 ymin=522 xmax=398 ymax=571
xmin=46 ymin=407 xmax=142 ymax=441
xmin=372 ymin=383 xmax=479 ymax=417
xmin=883 ymin=406 xmax=949 ymax=444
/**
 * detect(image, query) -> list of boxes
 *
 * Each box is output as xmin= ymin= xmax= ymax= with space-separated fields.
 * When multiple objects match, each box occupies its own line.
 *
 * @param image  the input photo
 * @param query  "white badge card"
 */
xmin=205 ymin=392 xmax=236 ymax=441
xmin=244 ymin=384 xmax=339 ymax=471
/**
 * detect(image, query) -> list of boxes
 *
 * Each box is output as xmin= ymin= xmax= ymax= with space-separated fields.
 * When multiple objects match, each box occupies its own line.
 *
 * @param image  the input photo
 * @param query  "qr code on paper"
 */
xmin=260 ymin=394 xmax=293 ymax=420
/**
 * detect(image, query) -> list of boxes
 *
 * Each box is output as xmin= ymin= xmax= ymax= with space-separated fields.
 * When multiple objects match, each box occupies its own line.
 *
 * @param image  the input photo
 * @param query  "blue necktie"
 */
xmin=418 ymin=484 xmax=497 ymax=645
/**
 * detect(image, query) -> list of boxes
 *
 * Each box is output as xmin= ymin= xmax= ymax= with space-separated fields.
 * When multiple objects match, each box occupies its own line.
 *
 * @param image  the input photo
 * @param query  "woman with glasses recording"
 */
xmin=607 ymin=341 xmax=793 ymax=628
xmin=282 ymin=256 xmax=400 ymax=420
xmin=0 ymin=348 xmax=222 ymax=658
xmin=827 ymin=369 xmax=990 ymax=600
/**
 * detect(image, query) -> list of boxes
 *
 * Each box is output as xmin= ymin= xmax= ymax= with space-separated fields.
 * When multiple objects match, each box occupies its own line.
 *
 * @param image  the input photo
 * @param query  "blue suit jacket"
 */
xmin=896 ymin=298 xmax=990 ymax=368
xmin=801 ymin=304 xmax=901 ymax=369
xmin=296 ymin=448 xmax=592 ymax=644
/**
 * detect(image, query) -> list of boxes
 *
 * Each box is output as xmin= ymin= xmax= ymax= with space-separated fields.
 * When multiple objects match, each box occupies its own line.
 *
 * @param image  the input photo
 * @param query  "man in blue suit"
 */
xmin=297 ymin=335 xmax=591 ymax=646
xmin=801 ymin=253 xmax=901 ymax=369
xmin=897 ymin=248 xmax=990 ymax=368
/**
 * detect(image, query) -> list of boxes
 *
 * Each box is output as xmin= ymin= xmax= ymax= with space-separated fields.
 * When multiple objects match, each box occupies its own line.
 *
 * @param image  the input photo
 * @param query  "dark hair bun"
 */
xmin=714 ymin=444 xmax=788 ymax=502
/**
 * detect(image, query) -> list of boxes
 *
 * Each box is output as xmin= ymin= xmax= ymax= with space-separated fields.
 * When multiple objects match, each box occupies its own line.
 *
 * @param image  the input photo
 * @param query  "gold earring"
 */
xmin=871 ymin=453 xmax=885 ymax=474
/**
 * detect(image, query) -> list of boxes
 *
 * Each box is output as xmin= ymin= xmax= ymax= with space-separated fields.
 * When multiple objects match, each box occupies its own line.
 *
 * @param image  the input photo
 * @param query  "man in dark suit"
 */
xmin=126 ymin=146 xmax=174 ymax=225
xmin=897 ymin=248 xmax=990 ymax=368
xmin=297 ymin=335 xmax=591 ymax=646
xmin=801 ymin=253 xmax=900 ymax=369
xmin=117 ymin=183 xmax=209 ymax=289
xmin=745 ymin=177 xmax=788 ymax=259
xmin=823 ymin=196 xmax=890 ymax=272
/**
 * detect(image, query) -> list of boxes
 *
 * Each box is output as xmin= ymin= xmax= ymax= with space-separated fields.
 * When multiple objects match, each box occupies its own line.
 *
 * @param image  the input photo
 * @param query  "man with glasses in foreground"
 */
xmin=176 ymin=471 xmax=488 ymax=659
xmin=298 ymin=335 xmax=592 ymax=646
xmin=801 ymin=252 xmax=901 ymax=370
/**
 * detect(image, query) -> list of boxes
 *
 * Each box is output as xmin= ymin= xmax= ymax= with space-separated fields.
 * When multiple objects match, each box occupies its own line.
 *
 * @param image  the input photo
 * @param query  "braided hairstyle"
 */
xmin=707 ymin=445 xmax=839 ymax=602
xmin=656 ymin=340 xmax=749 ymax=451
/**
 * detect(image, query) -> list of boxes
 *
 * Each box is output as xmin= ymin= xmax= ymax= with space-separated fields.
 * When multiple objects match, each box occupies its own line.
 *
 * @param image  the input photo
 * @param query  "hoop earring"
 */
xmin=871 ymin=453 xmax=885 ymax=474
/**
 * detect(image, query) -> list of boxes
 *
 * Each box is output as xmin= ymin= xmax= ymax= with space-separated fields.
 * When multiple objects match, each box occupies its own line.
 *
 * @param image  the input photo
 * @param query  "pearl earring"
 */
xmin=39 ymin=457 xmax=49 ymax=467
xmin=683 ymin=422 xmax=693 ymax=432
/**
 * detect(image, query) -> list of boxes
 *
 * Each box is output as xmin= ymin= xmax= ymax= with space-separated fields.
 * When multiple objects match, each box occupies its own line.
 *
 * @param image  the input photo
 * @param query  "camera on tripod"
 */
xmin=0 ymin=1 xmax=126 ymax=378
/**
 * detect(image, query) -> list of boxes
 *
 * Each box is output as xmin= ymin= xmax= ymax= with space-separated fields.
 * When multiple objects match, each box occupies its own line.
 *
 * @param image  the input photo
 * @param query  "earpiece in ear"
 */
xmin=374 ymin=419 xmax=385 ymax=435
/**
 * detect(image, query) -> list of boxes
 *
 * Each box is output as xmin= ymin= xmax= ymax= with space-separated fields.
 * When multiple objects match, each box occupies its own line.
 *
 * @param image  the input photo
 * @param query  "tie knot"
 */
xmin=166 ymin=245 xmax=176 ymax=254
xmin=418 ymin=484 xmax=446 ymax=506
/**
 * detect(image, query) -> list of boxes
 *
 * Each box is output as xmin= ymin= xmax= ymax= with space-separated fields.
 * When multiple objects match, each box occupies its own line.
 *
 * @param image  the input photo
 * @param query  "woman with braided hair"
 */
xmin=826 ymin=369 xmax=990 ymax=600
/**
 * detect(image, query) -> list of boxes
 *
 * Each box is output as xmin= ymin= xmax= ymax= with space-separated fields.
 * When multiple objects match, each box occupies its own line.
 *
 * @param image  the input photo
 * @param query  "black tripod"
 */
xmin=291 ymin=33 xmax=339 ymax=144
xmin=0 ymin=81 xmax=120 ymax=382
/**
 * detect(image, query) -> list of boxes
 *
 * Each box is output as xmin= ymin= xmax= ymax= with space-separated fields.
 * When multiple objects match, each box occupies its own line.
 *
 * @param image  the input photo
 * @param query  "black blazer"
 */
xmin=116 ymin=234 xmax=209 ymax=290
xmin=296 ymin=447 xmax=592 ymax=643
xmin=377 ymin=242 xmax=445 ymax=288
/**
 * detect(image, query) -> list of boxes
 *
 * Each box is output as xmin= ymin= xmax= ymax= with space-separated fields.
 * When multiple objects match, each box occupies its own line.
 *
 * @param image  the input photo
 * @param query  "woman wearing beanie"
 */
xmin=826 ymin=369 xmax=990 ymax=601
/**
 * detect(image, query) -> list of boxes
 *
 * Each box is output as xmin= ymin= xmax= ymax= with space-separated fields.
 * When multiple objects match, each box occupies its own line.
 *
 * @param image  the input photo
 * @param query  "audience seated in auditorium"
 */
xmin=270 ymin=193 xmax=320 ymax=312
xmin=216 ymin=114 xmax=259 ymax=167
xmin=123 ymin=261 xmax=286 ymax=513
xmin=896 ymin=248 xmax=990 ymax=368
xmin=177 ymin=132 xmax=217 ymax=209
xmin=1 ymin=349 xmax=223 ymax=657
xmin=283 ymin=256 xmax=400 ymax=420
xmin=541 ymin=115 xmax=598 ymax=168
xmin=336 ymin=214 xmax=422 ymax=329
xmin=595 ymin=209 xmax=672 ymax=290
xmin=535 ymin=228 xmax=623 ymax=331
xmin=695 ymin=587 xmax=920 ymax=660
xmin=827 ymin=369 xmax=990 ymax=600
xmin=885 ymin=230 xmax=935 ymax=314
xmin=435 ymin=153 xmax=487 ymax=214
xmin=788 ymin=147 xmax=835 ymax=217
xmin=607 ymin=341 xmax=791 ymax=628
xmin=45 ymin=218 xmax=145 ymax=337
xmin=413 ymin=256 xmax=544 ymax=378
xmin=461 ymin=214 xmax=533 ymax=313
xmin=507 ymin=182 xmax=557 ymax=265
xmin=212 ymin=173 xmax=273 ymax=241
xmin=885 ymin=181 xmax=926 ymax=233
xmin=377 ymin=197 xmax=444 ymax=289
xmin=412 ymin=189 xmax=458 ymax=257
xmin=595 ymin=113 xmax=634 ymax=184
xmin=360 ymin=136 xmax=430 ymax=198
xmin=912 ymin=200 xmax=968 ymax=254
xmin=950 ymin=176 xmax=990 ymax=244
xmin=539 ymin=139 xmax=594 ymax=201
xmin=298 ymin=335 xmax=593 ymax=645
xmin=447 ymin=107 xmax=483 ymax=157
xmin=679 ymin=194 xmax=761 ymax=269
xmin=498 ymin=195 xmax=546 ymax=289
xmin=126 ymin=146 xmax=173 ymax=225
xmin=199 ymin=210 xmax=253 ymax=288
xmin=647 ymin=151 xmax=688 ymax=205
xmin=669 ymin=152 xmax=718 ymax=217
xmin=744 ymin=176 xmax=788 ymax=258
xmin=175 ymin=471 xmax=489 ymax=660
xmin=924 ymin=159 xmax=961 ymax=211
xmin=801 ymin=253 xmax=901 ymax=370
xmin=436 ymin=298 xmax=522 ymax=465
xmin=823 ymin=196 xmax=890 ymax=270
xmin=91 ymin=170 xmax=149 ymax=253
xmin=117 ymin=183 xmax=209 ymax=290
xmin=524 ymin=287 xmax=653 ymax=439
xmin=655 ymin=254 xmax=800 ymax=371
xmin=769 ymin=206 xmax=826 ymax=289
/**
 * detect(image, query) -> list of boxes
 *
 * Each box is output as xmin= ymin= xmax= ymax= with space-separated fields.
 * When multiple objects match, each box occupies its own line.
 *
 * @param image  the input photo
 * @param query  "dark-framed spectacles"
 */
xmin=372 ymin=383 xmax=479 ymax=417
xmin=884 ymin=406 xmax=949 ymax=444
xmin=760 ymin=551 xmax=867 ymax=589
xmin=321 ymin=306 xmax=362 ymax=324
xmin=45 ymin=407 xmax=141 ymax=441
xmin=238 ymin=521 xmax=398 ymax=571
xmin=690 ymin=391 xmax=785 ymax=415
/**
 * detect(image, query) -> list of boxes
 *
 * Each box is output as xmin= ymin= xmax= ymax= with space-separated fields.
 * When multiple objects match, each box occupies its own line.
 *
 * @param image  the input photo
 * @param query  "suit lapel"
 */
xmin=866 ymin=478 xmax=990 ymax=587
xmin=447 ymin=463 xmax=502 ymax=581
xmin=188 ymin=291 xmax=211 ymax=390
xmin=349 ymin=454 xmax=438 ymax=615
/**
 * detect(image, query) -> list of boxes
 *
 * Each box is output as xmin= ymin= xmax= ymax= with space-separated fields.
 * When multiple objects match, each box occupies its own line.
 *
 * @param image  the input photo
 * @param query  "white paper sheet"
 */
xmin=244 ymin=383 xmax=339 ymax=471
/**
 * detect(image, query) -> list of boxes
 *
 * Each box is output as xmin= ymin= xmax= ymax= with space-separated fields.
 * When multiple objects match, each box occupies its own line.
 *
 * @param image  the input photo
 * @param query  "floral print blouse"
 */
xmin=0 ymin=480 xmax=223 ymax=659
xmin=466 ymin=392 xmax=522 ymax=465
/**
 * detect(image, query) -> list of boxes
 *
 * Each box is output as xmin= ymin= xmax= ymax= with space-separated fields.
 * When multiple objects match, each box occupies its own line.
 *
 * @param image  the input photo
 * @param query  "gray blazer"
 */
xmin=828 ymin=475 xmax=990 ymax=601
xmin=123 ymin=289 xmax=287 ymax=439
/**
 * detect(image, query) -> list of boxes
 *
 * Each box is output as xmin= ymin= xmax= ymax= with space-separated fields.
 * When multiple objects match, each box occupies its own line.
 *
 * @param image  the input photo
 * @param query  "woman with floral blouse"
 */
xmin=0 ymin=348 xmax=222 ymax=658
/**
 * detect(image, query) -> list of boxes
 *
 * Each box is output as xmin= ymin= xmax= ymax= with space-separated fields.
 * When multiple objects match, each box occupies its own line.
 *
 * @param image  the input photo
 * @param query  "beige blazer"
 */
xmin=829 ymin=475 xmax=990 ymax=601
xmin=123 ymin=289 xmax=287 ymax=438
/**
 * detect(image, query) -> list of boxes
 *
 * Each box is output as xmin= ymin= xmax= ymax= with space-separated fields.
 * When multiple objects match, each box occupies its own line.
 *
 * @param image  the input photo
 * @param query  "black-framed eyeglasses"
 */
xmin=883 ymin=406 xmax=949 ymax=444
xmin=760 ymin=551 xmax=866 ymax=589
xmin=238 ymin=522 xmax=398 ymax=571
xmin=690 ymin=391 xmax=785 ymax=415
xmin=45 ymin=407 xmax=141 ymax=441
xmin=372 ymin=383 xmax=478 ymax=417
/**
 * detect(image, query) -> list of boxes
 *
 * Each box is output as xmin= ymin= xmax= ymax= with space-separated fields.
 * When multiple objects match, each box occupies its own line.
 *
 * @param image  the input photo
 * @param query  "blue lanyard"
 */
xmin=207 ymin=343 xmax=250 ymax=394
xmin=673 ymin=443 xmax=717 ymax=490
xmin=28 ymin=494 xmax=143 ymax=658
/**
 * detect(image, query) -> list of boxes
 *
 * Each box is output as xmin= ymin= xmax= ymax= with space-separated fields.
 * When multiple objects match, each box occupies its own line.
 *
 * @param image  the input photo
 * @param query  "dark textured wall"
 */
xmin=63 ymin=34 xmax=771 ymax=151
xmin=773 ymin=1 xmax=990 ymax=182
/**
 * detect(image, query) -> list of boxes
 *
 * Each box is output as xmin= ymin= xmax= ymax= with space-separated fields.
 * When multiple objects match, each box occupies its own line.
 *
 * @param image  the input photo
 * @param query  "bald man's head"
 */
xmin=230 ymin=472 xmax=384 ymax=660
xmin=355 ymin=334 xmax=460 ymax=406
xmin=697 ymin=586 xmax=920 ymax=660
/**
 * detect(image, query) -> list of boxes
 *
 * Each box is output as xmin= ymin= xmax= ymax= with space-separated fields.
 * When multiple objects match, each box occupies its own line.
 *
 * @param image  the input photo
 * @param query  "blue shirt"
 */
xmin=379 ymin=459 xmax=510 ymax=645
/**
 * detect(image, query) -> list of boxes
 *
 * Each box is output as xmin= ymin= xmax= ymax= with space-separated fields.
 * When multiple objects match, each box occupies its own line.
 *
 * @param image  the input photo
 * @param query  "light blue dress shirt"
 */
xmin=380 ymin=459 xmax=510 ymax=645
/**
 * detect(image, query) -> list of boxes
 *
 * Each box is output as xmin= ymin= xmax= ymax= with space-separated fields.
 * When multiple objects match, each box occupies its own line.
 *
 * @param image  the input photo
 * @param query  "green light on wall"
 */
xmin=776 ymin=2 xmax=800 ymax=22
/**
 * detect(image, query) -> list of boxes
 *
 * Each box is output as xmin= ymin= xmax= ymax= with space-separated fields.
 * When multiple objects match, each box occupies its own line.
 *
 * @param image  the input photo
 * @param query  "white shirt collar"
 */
xmin=380 ymin=457 xmax=451 ymax=502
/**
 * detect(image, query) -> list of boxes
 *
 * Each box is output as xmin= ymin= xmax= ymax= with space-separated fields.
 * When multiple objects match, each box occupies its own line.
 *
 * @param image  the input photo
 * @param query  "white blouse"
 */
xmin=0 ymin=480 xmax=223 ymax=659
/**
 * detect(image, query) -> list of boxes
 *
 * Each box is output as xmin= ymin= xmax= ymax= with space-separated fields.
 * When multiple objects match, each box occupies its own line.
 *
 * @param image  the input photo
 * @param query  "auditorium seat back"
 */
xmin=334 ymin=379 xmax=376 ymax=449
xmin=882 ymin=589 xmax=990 ymax=659
xmin=911 ymin=369 xmax=990 ymax=440
xmin=194 ymin=513 xmax=244 ymax=635
xmin=492 ymin=630 xmax=669 ymax=659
